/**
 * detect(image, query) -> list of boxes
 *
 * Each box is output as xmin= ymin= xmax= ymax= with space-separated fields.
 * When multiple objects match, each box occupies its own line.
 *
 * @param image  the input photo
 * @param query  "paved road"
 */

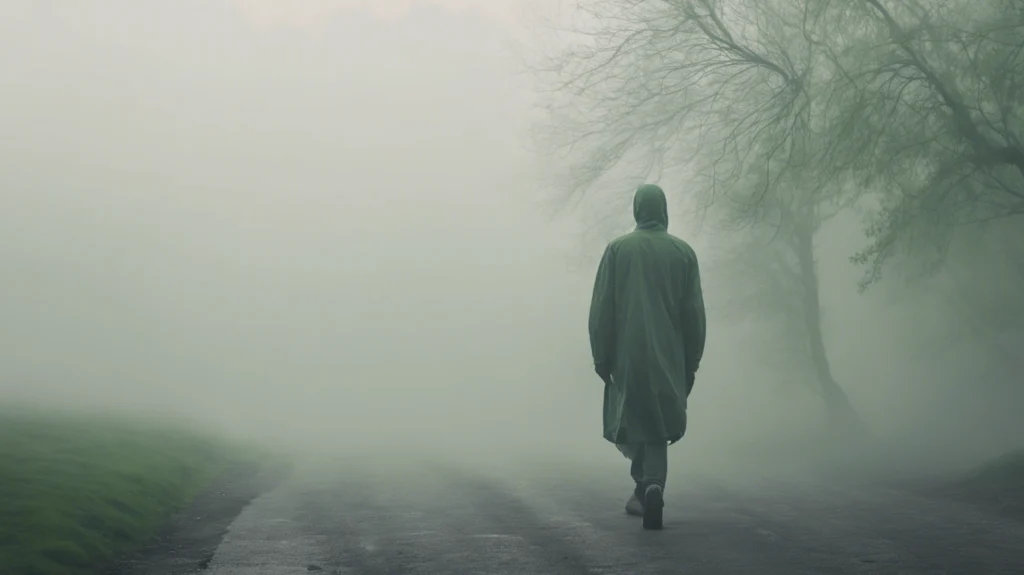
xmin=203 ymin=454 xmax=1024 ymax=574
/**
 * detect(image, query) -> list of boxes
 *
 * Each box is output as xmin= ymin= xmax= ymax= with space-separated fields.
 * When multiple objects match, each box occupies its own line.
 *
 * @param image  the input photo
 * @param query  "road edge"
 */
xmin=105 ymin=458 xmax=292 ymax=575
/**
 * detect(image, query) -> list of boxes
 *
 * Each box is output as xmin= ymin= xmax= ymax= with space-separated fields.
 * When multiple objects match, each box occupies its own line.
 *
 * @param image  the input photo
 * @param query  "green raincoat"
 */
xmin=589 ymin=185 xmax=707 ymax=445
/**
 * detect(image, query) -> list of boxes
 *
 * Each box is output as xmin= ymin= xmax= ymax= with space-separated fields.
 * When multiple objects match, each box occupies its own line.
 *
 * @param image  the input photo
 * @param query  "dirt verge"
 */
xmin=105 ymin=460 xmax=291 ymax=575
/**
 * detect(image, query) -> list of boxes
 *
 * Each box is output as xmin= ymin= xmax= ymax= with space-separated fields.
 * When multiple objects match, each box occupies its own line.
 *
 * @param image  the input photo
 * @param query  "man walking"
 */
xmin=588 ymin=184 xmax=707 ymax=530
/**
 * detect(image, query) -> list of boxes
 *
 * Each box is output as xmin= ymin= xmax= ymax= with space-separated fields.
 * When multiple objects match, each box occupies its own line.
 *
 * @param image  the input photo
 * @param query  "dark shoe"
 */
xmin=642 ymin=484 xmax=664 ymax=530
xmin=625 ymin=493 xmax=644 ymax=516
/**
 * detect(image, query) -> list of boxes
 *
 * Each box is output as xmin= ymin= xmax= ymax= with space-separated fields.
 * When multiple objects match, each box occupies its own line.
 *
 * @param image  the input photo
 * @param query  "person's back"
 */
xmin=588 ymin=184 xmax=706 ymax=530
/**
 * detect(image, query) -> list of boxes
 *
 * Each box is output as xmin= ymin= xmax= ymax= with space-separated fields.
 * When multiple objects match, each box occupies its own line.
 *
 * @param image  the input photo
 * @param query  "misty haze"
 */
xmin=2 ymin=1 xmax=1023 ymax=574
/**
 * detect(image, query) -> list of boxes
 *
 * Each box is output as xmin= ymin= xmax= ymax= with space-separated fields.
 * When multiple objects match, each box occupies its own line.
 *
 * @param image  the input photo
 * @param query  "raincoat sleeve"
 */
xmin=588 ymin=244 xmax=616 ymax=373
xmin=682 ymin=254 xmax=707 ymax=373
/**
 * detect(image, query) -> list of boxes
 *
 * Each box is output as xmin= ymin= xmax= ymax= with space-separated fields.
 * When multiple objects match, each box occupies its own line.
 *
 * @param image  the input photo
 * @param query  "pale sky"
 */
xmin=231 ymin=0 xmax=525 ymax=27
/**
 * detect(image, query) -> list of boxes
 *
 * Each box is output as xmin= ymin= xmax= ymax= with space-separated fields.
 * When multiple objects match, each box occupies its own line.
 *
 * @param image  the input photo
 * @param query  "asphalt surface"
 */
xmin=200 ymin=455 xmax=1024 ymax=575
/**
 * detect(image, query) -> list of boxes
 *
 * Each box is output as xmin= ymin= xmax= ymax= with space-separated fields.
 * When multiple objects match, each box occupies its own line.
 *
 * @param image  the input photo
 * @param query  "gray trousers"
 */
xmin=626 ymin=442 xmax=668 ymax=495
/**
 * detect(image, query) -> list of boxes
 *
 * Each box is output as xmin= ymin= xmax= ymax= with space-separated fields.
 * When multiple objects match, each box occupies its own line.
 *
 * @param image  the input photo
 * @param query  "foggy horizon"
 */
xmin=3 ymin=0 xmax=1023 ymax=480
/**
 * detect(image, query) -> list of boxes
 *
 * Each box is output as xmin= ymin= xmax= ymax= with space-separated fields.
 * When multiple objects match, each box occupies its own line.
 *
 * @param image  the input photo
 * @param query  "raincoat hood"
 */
xmin=633 ymin=184 xmax=668 ymax=231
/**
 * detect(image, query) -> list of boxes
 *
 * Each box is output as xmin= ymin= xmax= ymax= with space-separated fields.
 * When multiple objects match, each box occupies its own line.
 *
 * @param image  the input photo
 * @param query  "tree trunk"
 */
xmin=793 ymin=214 xmax=866 ymax=434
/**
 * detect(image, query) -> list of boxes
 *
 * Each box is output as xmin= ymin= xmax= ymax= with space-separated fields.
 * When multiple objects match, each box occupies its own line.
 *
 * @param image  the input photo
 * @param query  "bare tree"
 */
xmin=709 ymin=160 xmax=866 ymax=430
xmin=816 ymin=0 xmax=1024 ymax=286
xmin=534 ymin=0 xmax=1024 ymax=287
xmin=533 ymin=0 xmax=820 ymax=211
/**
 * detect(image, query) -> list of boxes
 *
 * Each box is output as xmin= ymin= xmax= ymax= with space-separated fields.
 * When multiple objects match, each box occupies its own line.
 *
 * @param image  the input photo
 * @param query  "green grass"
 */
xmin=0 ymin=406 xmax=253 ymax=575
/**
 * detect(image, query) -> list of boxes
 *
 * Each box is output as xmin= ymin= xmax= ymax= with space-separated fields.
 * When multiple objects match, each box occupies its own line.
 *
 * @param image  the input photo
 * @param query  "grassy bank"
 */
xmin=951 ymin=449 xmax=1024 ymax=518
xmin=0 ymin=407 xmax=255 ymax=575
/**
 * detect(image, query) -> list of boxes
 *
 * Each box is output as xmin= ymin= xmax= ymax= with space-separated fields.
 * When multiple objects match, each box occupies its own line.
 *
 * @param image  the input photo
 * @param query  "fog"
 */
xmin=2 ymin=1 xmax=1021 ymax=477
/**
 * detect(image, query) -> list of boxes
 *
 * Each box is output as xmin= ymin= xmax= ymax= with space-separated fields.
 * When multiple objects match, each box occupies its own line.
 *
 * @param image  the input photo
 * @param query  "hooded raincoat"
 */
xmin=589 ymin=185 xmax=707 ymax=445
